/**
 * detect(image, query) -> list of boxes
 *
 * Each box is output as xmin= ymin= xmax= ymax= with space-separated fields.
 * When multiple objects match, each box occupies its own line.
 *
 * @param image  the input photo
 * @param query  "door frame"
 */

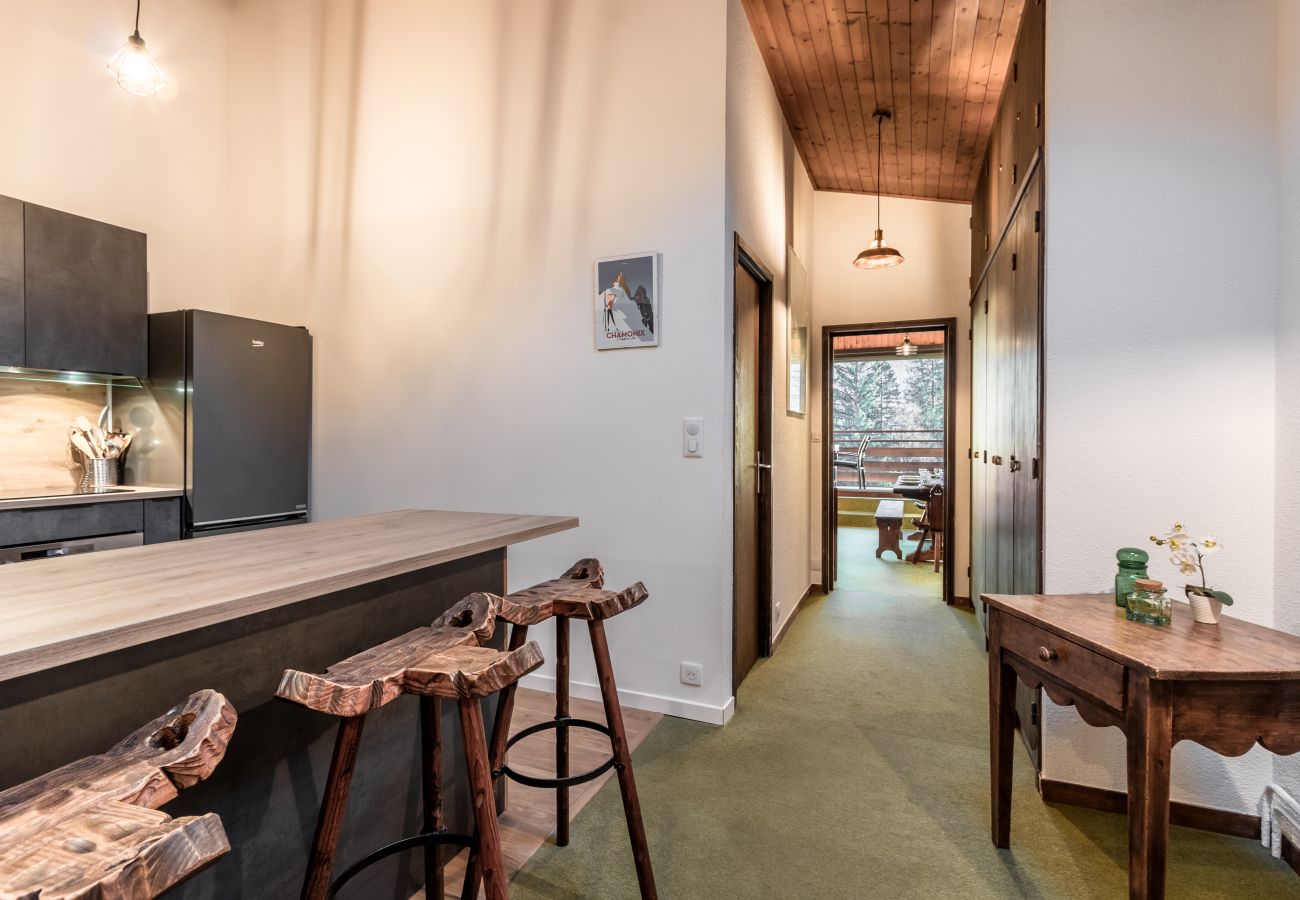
xmin=819 ymin=318 xmax=958 ymax=606
xmin=732 ymin=235 xmax=774 ymax=691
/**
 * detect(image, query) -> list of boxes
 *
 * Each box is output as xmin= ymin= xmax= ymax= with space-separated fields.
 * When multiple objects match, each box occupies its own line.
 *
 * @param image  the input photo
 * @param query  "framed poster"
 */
xmin=594 ymin=253 xmax=659 ymax=350
xmin=786 ymin=245 xmax=810 ymax=415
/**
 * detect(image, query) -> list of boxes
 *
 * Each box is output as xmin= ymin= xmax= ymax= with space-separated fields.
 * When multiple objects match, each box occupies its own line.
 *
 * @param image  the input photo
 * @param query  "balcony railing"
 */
xmin=832 ymin=428 xmax=944 ymax=492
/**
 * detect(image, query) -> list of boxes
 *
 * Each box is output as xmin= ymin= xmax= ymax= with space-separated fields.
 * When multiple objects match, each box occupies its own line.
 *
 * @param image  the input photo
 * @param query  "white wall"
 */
xmin=0 ymin=0 xmax=235 ymax=315
xmin=1042 ymin=0 xmax=1279 ymax=814
xmin=224 ymin=0 xmax=737 ymax=724
xmin=726 ymin=0 xmax=816 ymax=640
xmin=1274 ymin=0 xmax=1300 ymax=800
xmin=809 ymin=193 xmax=972 ymax=596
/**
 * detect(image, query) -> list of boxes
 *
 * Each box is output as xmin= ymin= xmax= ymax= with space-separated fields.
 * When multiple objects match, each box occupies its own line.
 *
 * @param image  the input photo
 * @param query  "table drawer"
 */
xmin=1001 ymin=613 xmax=1126 ymax=712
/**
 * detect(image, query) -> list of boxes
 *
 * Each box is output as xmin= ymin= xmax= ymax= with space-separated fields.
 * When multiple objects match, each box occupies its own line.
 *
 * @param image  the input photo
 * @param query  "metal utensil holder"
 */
xmin=79 ymin=454 xmax=120 ymax=490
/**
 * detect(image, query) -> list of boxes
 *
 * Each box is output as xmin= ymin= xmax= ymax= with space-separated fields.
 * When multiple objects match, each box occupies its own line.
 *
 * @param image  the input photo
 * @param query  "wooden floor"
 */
xmin=412 ymin=687 xmax=661 ymax=899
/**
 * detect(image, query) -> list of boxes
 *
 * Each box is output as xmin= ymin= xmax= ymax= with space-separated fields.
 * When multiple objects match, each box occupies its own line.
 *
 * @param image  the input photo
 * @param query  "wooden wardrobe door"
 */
xmin=992 ymin=238 xmax=1017 ymax=596
xmin=1012 ymin=170 xmax=1043 ymax=596
xmin=971 ymin=284 xmax=989 ymax=630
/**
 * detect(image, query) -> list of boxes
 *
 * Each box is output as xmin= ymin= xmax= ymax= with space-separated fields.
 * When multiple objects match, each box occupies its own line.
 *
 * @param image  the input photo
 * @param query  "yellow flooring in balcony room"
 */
xmin=507 ymin=539 xmax=1299 ymax=898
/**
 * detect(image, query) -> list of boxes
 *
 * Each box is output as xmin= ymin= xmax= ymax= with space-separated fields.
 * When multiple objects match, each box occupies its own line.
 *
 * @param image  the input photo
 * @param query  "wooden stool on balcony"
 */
xmin=462 ymin=559 xmax=658 ymax=900
xmin=875 ymin=499 xmax=905 ymax=560
xmin=277 ymin=595 xmax=544 ymax=900
xmin=0 ymin=689 xmax=236 ymax=900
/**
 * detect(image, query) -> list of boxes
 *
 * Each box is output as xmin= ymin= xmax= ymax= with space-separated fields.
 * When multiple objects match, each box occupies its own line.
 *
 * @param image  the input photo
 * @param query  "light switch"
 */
xmin=683 ymin=417 xmax=703 ymax=458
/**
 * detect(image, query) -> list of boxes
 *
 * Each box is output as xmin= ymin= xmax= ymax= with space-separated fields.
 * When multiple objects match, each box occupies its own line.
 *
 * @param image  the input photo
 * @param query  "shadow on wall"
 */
xmin=296 ymin=0 xmax=613 ymax=308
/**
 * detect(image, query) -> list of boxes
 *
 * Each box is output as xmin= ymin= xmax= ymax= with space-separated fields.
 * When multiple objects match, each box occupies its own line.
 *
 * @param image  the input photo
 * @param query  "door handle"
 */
xmin=754 ymin=453 xmax=771 ymax=494
xmin=1009 ymin=456 xmax=1022 ymax=472
xmin=991 ymin=455 xmax=1004 ymax=466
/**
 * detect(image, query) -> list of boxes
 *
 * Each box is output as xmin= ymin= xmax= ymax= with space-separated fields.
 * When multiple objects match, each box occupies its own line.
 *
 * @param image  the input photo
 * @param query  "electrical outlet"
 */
xmin=679 ymin=661 xmax=704 ymax=686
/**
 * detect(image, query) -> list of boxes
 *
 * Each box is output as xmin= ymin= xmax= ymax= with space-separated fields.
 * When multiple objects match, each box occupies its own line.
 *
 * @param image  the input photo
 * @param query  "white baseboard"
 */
xmin=519 ymin=672 xmax=735 ymax=726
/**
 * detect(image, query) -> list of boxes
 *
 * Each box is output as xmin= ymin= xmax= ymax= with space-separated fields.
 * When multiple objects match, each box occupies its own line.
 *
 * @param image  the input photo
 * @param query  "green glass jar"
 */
xmin=1115 ymin=547 xmax=1150 ymax=608
xmin=1126 ymin=578 xmax=1172 ymax=626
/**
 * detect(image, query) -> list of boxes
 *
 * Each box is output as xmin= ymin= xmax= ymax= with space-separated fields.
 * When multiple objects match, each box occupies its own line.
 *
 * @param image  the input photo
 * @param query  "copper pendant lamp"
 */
xmin=854 ymin=110 xmax=904 ymax=270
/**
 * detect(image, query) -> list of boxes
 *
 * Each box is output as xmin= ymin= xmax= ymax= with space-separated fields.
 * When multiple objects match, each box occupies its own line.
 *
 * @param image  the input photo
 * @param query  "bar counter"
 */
xmin=0 ymin=508 xmax=576 ymax=898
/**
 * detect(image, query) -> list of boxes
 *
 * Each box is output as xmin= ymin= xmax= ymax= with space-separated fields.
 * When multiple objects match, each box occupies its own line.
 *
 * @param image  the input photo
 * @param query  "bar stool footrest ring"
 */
xmin=329 ymin=830 xmax=475 ymax=898
xmin=498 ymin=717 xmax=620 ymax=789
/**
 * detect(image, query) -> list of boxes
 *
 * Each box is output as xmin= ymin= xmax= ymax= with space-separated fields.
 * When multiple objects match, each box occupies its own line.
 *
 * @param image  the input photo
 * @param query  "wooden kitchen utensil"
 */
xmin=70 ymin=430 xmax=98 ymax=460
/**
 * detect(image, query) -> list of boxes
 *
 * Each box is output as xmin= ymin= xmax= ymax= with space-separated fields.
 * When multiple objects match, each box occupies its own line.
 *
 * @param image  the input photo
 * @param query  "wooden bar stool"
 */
xmin=276 ymin=594 xmax=544 ymax=900
xmin=462 ymin=559 xmax=658 ymax=900
xmin=0 ymin=689 xmax=236 ymax=899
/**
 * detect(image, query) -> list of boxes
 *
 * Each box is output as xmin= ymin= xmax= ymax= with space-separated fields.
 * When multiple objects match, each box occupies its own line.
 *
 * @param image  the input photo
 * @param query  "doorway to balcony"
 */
xmin=820 ymin=320 xmax=956 ymax=605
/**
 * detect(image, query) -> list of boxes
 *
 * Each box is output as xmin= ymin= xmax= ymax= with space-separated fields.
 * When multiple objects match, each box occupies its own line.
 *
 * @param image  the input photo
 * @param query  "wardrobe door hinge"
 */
xmin=1011 ymin=253 xmax=1018 ymax=271
xmin=1034 ymin=210 xmax=1042 ymax=233
xmin=1031 ymin=457 xmax=1041 ymax=479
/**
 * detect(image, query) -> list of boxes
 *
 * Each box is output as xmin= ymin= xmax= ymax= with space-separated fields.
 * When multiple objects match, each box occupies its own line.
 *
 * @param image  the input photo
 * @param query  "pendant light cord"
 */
xmin=876 ymin=116 xmax=882 ymax=229
xmin=133 ymin=0 xmax=142 ymax=37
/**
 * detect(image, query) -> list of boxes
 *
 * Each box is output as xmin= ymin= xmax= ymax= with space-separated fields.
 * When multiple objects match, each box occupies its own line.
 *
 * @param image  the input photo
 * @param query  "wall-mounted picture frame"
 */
xmin=786 ymin=245 xmax=810 ymax=416
xmin=594 ymin=253 xmax=659 ymax=350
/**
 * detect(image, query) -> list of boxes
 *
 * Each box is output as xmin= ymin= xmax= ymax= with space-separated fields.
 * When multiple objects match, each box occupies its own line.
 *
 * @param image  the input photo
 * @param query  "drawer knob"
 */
xmin=1038 ymin=646 xmax=1058 ymax=662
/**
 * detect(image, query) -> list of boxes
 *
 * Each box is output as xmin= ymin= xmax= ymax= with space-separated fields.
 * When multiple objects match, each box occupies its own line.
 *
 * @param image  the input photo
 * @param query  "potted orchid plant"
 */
xmin=1149 ymin=524 xmax=1233 ymax=624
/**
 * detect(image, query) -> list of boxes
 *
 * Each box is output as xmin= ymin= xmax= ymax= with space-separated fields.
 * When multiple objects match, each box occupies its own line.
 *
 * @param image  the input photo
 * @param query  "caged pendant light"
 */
xmin=107 ymin=0 xmax=166 ymax=97
xmin=896 ymin=334 xmax=918 ymax=356
xmin=853 ymin=110 xmax=904 ymax=270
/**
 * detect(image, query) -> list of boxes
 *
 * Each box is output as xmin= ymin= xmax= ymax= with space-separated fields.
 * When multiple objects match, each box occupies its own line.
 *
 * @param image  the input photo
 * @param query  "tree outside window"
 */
xmin=833 ymin=357 xmax=944 ymax=434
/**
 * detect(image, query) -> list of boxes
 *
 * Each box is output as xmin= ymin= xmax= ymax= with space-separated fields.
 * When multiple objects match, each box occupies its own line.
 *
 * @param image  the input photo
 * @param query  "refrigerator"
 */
xmin=149 ymin=310 xmax=311 ymax=538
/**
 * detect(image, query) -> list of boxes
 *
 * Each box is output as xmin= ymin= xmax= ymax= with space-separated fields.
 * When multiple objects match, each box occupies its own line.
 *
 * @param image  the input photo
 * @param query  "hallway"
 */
xmin=510 ymin=572 xmax=1298 ymax=897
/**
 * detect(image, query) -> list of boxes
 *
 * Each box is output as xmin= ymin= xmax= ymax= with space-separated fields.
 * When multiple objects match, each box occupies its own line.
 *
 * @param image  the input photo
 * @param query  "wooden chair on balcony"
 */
xmin=910 ymin=484 xmax=946 ymax=572
xmin=833 ymin=434 xmax=870 ymax=489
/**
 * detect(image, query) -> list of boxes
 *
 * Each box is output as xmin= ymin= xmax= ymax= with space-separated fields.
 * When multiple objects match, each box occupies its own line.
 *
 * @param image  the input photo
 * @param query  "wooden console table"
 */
xmin=984 ymin=592 xmax=1300 ymax=900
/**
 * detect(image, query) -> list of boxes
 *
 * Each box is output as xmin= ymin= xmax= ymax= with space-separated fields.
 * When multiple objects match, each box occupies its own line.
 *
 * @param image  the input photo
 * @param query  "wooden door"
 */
xmin=23 ymin=203 xmax=147 ymax=377
xmin=733 ymin=257 xmax=770 ymax=689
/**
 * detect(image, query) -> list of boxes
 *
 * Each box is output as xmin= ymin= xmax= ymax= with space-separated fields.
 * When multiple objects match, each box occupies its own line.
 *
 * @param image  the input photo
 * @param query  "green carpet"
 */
xmin=509 ymin=531 xmax=1299 ymax=898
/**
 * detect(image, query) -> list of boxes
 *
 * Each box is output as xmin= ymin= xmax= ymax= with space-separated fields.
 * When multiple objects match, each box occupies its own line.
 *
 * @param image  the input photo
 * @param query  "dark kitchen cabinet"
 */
xmin=0 ymin=196 xmax=23 ymax=367
xmin=22 ymin=203 xmax=147 ymax=376
xmin=0 ymin=501 xmax=144 ymax=549
xmin=143 ymin=497 xmax=182 ymax=544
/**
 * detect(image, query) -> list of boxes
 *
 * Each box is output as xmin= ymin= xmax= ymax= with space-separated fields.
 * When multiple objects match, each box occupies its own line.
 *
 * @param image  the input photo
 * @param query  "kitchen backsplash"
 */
xmin=0 ymin=374 xmax=181 ymax=493
xmin=0 ymin=377 xmax=105 ymax=492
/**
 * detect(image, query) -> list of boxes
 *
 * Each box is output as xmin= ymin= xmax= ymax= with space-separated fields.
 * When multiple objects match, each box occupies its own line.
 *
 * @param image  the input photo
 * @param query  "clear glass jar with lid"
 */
xmin=1126 ymin=578 xmax=1172 ymax=626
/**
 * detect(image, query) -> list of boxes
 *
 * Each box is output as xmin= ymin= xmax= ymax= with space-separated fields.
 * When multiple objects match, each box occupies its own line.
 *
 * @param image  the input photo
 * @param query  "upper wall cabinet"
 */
xmin=970 ymin=0 xmax=1044 ymax=287
xmin=0 ymin=197 xmax=148 ymax=377
xmin=0 ymin=197 xmax=22 ymax=366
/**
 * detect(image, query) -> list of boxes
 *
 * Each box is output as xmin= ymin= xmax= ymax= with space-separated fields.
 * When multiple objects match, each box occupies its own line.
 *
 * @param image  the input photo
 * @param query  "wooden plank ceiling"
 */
xmin=741 ymin=0 xmax=1026 ymax=202
xmin=833 ymin=331 xmax=945 ymax=352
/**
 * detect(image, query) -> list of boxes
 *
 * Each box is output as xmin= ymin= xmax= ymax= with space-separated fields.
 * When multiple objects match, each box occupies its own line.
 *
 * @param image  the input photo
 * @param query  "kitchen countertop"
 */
xmin=0 ymin=484 xmax=184 ymax=512
xmin=0 ymin=508 xmax=577 ymax=682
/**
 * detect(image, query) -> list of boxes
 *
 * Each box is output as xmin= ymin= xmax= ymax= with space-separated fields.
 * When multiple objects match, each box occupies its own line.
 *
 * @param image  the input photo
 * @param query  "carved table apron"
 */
xmin=984 ymin=592 xmax=1300 ymax=900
